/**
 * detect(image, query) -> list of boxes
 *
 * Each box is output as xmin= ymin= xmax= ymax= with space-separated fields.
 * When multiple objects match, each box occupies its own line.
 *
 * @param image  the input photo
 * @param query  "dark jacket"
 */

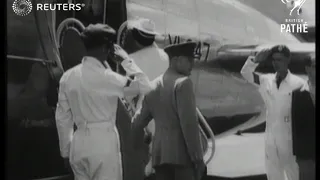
xmin=131 ymin=70 xmax=204 ymax=167
xmin=291 ymin=90 xmax=315 ymax=160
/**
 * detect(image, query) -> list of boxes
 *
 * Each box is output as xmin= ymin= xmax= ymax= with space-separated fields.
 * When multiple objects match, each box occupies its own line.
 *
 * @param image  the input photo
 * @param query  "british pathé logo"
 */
xmin=12 ymin=0 xmax=33 ymax=16
xmin=280 ymin=0 xmax=308 ymax=33
xmin=281 ymin=0 xmax=306 ymax=16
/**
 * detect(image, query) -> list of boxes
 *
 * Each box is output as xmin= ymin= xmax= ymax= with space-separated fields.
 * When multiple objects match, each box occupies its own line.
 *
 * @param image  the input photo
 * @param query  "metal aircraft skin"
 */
xmin=7 ymin=0 xmax=315 ymax=179
xmin=7 ymin=0 xmax=315 ymax=149
xmin=124 ymin=0 xmax=315 ymax=137
xmin=237 ymin=0 xmax=315 ymax=42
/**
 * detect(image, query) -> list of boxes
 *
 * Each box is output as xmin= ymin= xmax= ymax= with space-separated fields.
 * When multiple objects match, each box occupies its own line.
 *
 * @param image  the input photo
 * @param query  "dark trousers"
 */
xmin=6 ymin=122 xmax=67 ymax=180
xmin=154 ymin=164 xmax=195 ymax=180
xmin=297 ymin=158 xmax=315 ymax=180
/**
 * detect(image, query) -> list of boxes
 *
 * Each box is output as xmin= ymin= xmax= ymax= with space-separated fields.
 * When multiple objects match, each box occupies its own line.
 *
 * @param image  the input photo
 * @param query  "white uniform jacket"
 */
xmin=55 ymin=56 xmax=152 ymax=158
xmin=241 ymin=56 xmax=309 ymax=180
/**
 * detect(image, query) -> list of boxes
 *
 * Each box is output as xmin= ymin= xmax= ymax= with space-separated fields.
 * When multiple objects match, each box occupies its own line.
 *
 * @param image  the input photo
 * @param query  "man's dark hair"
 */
xmin=81 ymin=35 xmax=108 ymax=50
xmin=80 ymin=24 xmax=116 ymax=51
xmin=269 ymin=45 xmax=291 ymax=60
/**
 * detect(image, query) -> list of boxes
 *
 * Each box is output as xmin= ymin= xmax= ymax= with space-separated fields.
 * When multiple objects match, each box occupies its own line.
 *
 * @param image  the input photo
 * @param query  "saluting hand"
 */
xmin=253 ymin=48 xmax=271 ymax=63
xmin=113 ymin=44 xmax=130 ymax=62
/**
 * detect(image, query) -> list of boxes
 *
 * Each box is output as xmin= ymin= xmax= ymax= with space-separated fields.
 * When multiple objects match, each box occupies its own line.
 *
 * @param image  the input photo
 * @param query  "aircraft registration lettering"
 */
xmin=166 ymin=34 xmax=211 ymax=62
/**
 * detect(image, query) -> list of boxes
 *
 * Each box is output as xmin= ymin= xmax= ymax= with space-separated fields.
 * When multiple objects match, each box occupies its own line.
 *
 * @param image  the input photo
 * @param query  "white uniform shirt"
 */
xmin=55 ymin=57 xmax=152 ymax=158
xmin=241 ymin=56 xmax=308 ymax=156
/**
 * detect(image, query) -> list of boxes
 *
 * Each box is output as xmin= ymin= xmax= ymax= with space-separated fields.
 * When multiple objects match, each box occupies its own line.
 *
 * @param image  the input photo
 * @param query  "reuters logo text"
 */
xmin=12 ymin=1 xmax=85 ymax=16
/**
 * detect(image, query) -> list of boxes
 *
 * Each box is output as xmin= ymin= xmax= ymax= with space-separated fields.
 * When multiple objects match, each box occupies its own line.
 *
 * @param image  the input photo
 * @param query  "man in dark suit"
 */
xmin=291 ymin=53 xmax=316 ymax=180
xmin=305 ymin=53 xmax=315 ymax=105
xmin=131 ymin=42 xmax=205 ymax=180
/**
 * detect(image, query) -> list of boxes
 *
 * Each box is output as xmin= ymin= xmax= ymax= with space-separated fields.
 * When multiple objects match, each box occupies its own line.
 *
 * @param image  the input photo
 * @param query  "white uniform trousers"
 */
xmin=265 ymin=139 xmax=299 ymax=180
xmin=69 ymin=121 xmax=122 ymax=180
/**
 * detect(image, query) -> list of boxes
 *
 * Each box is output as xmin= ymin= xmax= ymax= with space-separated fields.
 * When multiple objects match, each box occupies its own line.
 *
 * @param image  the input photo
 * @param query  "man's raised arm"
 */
xmin=112 ymin=44 xmax=152 ymax=97
xmin=241 ymin=48 xmax=271 ymax=86
xmin=241 ymin=56 xmax=265 ymax=87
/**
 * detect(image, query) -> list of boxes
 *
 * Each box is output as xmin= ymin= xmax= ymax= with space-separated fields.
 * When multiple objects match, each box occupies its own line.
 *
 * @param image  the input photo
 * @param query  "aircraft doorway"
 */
xmin=56 ymin=0 xmax=127 ymax=72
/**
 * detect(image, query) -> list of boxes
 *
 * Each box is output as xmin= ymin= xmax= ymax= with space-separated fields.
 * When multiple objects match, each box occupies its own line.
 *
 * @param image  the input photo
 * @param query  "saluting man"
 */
xmin=55 ymin=24 xmax=152 ymax=180
xmin=131 ymin=42 xmax=205 ymax=180
xmin=241 ymin=45 xmax=308 ymax=180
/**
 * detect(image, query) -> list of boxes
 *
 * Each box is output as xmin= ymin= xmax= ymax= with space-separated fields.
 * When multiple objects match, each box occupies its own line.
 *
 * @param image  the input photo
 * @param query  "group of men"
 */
xmin=55 ymin=18 xmax=205 ymax=180
xmin=55 ymin=17 xmax=315 ymax=180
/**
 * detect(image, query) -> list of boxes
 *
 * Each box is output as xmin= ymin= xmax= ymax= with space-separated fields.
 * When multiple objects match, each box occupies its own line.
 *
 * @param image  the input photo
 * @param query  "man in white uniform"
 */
xmin=241 ymin=45 xmax=308 ymax=180
xmin=55 ymin=24 xmax=152 ymax=180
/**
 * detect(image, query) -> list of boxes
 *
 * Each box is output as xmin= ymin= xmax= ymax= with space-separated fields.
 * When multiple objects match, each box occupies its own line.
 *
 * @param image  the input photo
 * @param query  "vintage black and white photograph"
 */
xmin=6 ymin=0 xmax=315 ymax=179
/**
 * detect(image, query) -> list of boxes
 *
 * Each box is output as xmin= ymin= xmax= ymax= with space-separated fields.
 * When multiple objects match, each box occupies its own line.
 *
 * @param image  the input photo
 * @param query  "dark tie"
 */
xmin=276 ymin=78 xmax=281 ymax=89
xmin=276 ymin=76 xmax=281 ymax=89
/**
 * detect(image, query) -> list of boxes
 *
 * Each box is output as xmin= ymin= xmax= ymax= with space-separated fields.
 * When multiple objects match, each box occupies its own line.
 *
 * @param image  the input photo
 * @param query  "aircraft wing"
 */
xmin=206 ymin=133 xmax=265 ymax=177
xmin=218 ymin=42 xmax=315 ymax=61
